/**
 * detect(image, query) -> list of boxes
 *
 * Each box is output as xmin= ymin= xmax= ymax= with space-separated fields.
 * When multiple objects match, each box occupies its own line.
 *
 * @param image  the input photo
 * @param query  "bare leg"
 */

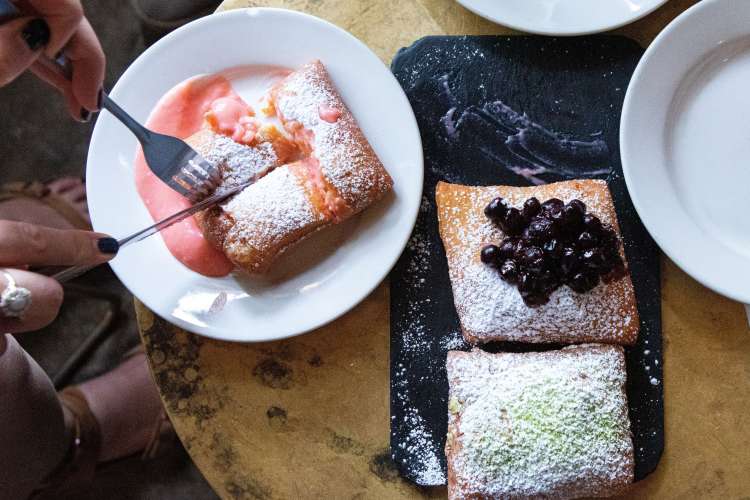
xmin=1 ymin=179 xmax=164 ymax=470
xmin=78 ymin=352 xmax=164 ymax=462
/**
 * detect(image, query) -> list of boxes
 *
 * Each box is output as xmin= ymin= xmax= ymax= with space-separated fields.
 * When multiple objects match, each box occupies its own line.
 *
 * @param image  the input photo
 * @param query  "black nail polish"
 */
xmin=97 ymin=237 xmax=119 ymax=255
xmin=21 ymin=19 xmax=50 ymax=51
xmin=80 ymin=108 xmax=91 ymax=123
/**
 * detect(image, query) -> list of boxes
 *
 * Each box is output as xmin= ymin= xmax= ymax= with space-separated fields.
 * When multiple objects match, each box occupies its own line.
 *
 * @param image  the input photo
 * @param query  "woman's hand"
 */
xmin=0 ymin=0 xmax=105 ymax=121
xmin=0 ymin=221 xmax=118 ymax=333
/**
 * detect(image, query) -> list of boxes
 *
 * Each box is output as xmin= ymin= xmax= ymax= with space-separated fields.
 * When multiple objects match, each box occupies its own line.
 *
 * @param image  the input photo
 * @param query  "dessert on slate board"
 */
xmin=436 ymin=179 xmax=639 ymax=345
xmin=194 ymin=60 xmax=393 ymax=274
xmin=445 ymin=345 xmax=634 ymax=499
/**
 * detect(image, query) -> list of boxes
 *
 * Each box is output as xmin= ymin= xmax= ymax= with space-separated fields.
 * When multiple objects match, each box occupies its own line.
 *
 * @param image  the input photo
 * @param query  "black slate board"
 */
xmin=389 ymin=36 xmax=663 ymax=487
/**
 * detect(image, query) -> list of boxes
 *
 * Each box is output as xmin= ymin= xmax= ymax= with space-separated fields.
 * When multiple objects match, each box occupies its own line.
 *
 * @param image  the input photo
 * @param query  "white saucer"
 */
xmin=86 ymin=8 xmax=423 ymax=342
xmin=621 ymin=0 xmax=750 ymax=309
xmin=456 ymin=0 xmax=667 ymax=36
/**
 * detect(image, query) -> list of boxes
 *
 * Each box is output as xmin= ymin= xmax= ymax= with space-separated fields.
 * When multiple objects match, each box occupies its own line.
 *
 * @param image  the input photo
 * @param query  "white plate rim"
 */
xmin=87 ymin=7 xmax=424 ymax=342
xmin=620 ymin=0 xmax=750 ymax=304
xmin=456 ymin=0 xmax=668 ymax=36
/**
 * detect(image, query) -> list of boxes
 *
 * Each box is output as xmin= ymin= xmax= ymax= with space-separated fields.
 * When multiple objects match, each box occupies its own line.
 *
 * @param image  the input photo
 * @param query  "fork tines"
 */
xmin=172 ymin=154 xmax=222 ymax=203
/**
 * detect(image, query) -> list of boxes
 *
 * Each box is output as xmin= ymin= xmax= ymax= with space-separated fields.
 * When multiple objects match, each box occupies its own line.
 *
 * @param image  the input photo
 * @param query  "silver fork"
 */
xmin=37 ymin=54 xmax=221 ymax=203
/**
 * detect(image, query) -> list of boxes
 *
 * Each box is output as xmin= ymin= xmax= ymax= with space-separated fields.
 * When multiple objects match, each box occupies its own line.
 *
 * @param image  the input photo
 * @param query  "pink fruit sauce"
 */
xmin=134 ymin=74 xmax=239 ymax=277
xmin=135 ymin=67 xmax=292 ymax=277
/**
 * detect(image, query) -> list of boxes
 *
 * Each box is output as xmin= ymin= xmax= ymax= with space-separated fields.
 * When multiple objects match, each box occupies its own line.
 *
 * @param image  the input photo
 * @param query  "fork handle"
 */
xmin=98 ymin=92 xmax=152 ymax=144
xmin=36 ymin=53 xmax=153 ymax=144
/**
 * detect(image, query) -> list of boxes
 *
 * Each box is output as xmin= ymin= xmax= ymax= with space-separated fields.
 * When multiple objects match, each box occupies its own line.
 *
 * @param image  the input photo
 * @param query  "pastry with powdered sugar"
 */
xmin=191 ymin=60 xmax=393 ymax=273
xmin=436 ymin=179 xmax=639 ymax=345
xmin=445 ymin=345 xmax=634 ymax=499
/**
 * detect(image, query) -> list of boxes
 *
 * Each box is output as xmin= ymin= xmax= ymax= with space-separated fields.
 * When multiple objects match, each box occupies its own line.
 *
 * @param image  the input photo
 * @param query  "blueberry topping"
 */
xmin=498 ymin=238 xmax=519 ymax=261
xmin=568 ymin=199 xmax=586 ymax=215
xmin=481 ymin=194 xmax=625 ymax=305
xmin=562 ymin=203 xmax=584 ymax=230
xmin=480 ymin=244 xmax=501 ymax=265
xmin=581 ymin=248 xmax=605 ymax=271
xmin=543 ymin=238 xmax=562 ymax=260
xmin=499 ymin=260 xmax=519 ymax=283
xmin=560 ymin=247 xmax=581 ymax=277
xmin=501 ymin=207 xmax=526 ymax=236
xmin=522 ymin=293 xmax=550 ymax=307
xmin=567 ymin=271 xmax=599 ymax=293
xmin=577 ymin=231 xmax=597 ymax=249
xmin=484 ymin=197 xmax=509 ymax=221
xmin=582 ymin=213 xmax=603 ymax=234
xmin=522 ymin=197 xmax=541 ymax=219
xmin=524 ymin=217 xmax=555 ymax=244
xmin=541 ymin=198 xmax=564 ymax=214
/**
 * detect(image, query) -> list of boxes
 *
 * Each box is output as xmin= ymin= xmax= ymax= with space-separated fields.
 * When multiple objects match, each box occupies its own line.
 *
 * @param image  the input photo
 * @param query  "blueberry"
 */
xmin=541 ymin=198 xmax=564 ymax=214
xmin=480 ymin=245 xmax=501 ymax=266
xmin=568 ymin=199 xmax=586 ymax=214
xmin=522 ymin=246 xmax=544 ymax=263
xmin=522 ymin=197 xmax=541 ymax=219
xmin=560 ymin=247 xmax=581 ymax=277
xmin=536 ymin=269 xmax=559 ymax=292
xmin=500 ymin=207 xmax=526 ymax=236
xmin=561 ymin=203 xmax=584 ymax=231
xmin=543 ymin=238 xmax=563 ymax=260
xmin=514 ymin=239 xmax=530 ymax=261
xmin=581 ymin=248 xmax=606 ymax=271
xmin=499 ymin=260 xmax=519 ymax=283
xmin=582 ymin=214 xmax=603 ymax=234
xmin=517 ymin=272 xmax=537 ymax=293
xmin=522 ymin=293 xmax=550 ymax=307
xmin=524 ymin=217 xmax=555 ymax=244
xmin=498 ymin=238 xmax=519 ymax=260
xmin=484 ymin=197 xmax=509 ymax=221
xmin=577 ymin=231 xmax=598 ymax=249
xmin=567 ymin=272 xmax=599 ymax=293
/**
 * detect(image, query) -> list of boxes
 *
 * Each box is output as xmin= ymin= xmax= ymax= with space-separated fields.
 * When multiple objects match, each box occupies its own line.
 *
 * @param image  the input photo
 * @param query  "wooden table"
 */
xmin=137 ymin=1 xmax=750 ymax=498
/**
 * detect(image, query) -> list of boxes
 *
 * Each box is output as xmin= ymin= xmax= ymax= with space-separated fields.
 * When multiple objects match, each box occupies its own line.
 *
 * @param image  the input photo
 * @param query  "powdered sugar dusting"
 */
xmin=446 ymin=346 xmax=633 ymax=498
xmin=222 ymin=165 xmax=326 ymax=267
xmin=437 ymin=180 xmax=639 ymax=344
xmin=398 ymin=406 xmax=446 ymax=485
xmin=273 ymin=61 xmax=392 ymax=212
xmin=200 ymin=133 xmax=280 ymax=190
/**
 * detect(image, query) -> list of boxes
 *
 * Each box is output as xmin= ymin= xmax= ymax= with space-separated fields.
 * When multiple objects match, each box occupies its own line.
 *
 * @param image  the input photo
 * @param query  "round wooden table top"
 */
xmin=137 ymin=1 xmax=750 ymax=498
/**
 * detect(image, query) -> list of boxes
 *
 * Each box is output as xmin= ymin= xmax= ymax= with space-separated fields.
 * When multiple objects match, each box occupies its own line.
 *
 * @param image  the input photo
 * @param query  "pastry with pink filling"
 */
xmin=194 ymin=60 xmax=393 ymax=273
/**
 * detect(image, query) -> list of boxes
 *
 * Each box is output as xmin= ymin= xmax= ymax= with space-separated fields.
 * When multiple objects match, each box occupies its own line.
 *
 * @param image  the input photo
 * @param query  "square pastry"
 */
xmin=436 ymin=179 xmax=639 ymax=344
xmin=446 ymin=345 xmax=634 ymax=499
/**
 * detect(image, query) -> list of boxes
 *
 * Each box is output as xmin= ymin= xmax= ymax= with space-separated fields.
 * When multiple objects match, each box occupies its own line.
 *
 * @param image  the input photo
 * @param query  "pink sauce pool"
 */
xmin=135 ymin=74 xmax=239 ymax=277
xmin=135 ymin=66 xmax=292 ymax=277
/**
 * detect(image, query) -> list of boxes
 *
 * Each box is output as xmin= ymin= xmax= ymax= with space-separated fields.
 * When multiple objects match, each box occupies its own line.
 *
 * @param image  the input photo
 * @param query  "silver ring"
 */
xmin=0 ymin=271 xmax=32 ymax=319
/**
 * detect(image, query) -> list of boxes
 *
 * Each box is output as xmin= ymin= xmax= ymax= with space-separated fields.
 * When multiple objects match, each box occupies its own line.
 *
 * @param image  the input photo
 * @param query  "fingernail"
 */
xmin=80 ymin=108 xmax=91 ymax=123
xmin=97 ymin=237 xmax=119 ymax=255
xmin=21 ymin=19 xmax=50 ymax=51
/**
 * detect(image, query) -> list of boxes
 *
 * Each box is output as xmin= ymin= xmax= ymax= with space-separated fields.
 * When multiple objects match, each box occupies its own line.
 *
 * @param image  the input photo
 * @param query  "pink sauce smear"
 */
xmin=135 ymin=74 xmax=239 ymax=277
xmin=205 ymin=96 xmax=257 ymax=145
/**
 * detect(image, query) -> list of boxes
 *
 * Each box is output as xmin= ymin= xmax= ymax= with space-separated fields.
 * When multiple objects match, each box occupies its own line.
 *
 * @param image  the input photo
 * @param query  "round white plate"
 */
xmin=621 ymin=0 xmax=750 ymax=305
xmin=87 ymin=8 xmax=423 ymax=342
xmin=457 ymin=0 xmax=667 ymax=36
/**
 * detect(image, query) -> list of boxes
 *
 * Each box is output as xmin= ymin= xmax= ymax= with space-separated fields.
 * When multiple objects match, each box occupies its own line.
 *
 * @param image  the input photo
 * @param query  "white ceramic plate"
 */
xmin=86 ymin=8 xmax=423 ymax=342
xmin=621 ymin=0 xmax=750 ymax=306
xmin=457 ymin=0 xmax=667 ymax=36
